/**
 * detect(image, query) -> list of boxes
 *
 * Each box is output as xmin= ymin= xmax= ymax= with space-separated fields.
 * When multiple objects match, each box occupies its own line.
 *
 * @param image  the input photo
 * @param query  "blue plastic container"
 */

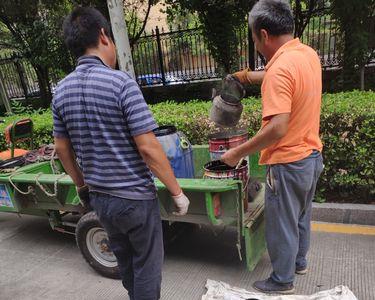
xmin=153 ymin=126 xmax=195 ymax=178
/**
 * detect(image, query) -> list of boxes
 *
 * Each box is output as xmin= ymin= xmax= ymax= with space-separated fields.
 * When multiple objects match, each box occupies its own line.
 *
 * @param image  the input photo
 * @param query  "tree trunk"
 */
xmin=34 ymin=65 xmax=52 ymax=108
xmin=342 ymin=36 xmax=356 ymax=91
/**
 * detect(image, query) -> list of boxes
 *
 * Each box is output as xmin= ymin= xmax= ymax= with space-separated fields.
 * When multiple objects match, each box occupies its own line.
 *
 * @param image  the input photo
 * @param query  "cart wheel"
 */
xmin=76 ymin=211 xmax=120 ymax=279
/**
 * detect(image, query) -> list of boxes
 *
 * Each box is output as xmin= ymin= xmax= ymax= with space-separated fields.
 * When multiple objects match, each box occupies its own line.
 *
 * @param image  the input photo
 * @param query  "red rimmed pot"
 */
xmin=208 ymin=130 xmax=248 ymax=161
xmin=204 ymin=159 xmax=249 ymax=211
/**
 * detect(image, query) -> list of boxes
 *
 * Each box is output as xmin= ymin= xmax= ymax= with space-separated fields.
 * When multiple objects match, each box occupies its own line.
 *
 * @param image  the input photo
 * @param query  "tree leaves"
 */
xmin=164 ymin=0 xmax=256 ymax=74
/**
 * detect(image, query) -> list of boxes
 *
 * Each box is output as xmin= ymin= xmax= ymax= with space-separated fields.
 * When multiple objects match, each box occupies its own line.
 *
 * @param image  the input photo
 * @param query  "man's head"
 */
xmin=248 ymin=0 xmax=294 ymax=61
xmin=63 ymin=7 xmax=117 ymax=68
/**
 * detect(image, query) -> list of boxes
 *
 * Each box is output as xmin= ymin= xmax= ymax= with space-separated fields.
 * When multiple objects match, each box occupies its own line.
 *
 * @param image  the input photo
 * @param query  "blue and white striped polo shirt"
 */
xmin=52 ymin=55 xmax=157 ymax=200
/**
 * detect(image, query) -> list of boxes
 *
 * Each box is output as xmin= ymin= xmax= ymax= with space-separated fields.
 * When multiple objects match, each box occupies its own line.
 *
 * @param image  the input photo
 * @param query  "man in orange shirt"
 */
xmin=222 ymin=0 xmax=324 ymax=294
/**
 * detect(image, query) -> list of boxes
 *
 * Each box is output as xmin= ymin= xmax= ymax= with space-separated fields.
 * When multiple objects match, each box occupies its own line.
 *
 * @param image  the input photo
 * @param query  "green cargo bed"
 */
xmin=0 ymin=145 xmax=266 ymax=272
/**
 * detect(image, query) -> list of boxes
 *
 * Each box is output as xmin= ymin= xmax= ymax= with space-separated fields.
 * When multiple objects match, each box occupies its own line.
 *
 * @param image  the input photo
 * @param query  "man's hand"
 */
xmin=233 ymin=68 xmax=252 ymax=84
xmin=54 ymin=137 xmax=85 ymax=187
xmin=221 ymin=148 xmax=241 ymax=167
xmin=221 ymin=113 xmax=290 ymax=167
xmin=76 ymin=184 xmax=92 ymax=211
xmin=171 ymin=191 xmax=190 ymax=216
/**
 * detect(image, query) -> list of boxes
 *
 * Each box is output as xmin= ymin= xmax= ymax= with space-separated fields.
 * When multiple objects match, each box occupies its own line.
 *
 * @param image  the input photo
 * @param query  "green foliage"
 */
xmin=0 ymin=0 xmax=74 ymax=106
xmin=331 ymin=0 xmax=375 ymax=90
xmin=7 ymin=100 xmax=34 ymax=115
xmin=0 ymin=91 xmax=373 ymax=203
xmin=318 ymin=91 xmax=375 ymax=201
xmin=162 ymin=3 xmax=201 ymax=31
xmin=123 ymin=0 xmax=160 ymax=44
xmin=0 ymin=108 xmax=53 ymax=150
xmin=291 ymin=0 xmax=325 ymax=38
xmin=165 ymin=0 xmax=255 ymax=74
xmin=6 ymin=99 xmax=46 ymax=116
xmin=0 ymin=23 xmax=13 ymax=51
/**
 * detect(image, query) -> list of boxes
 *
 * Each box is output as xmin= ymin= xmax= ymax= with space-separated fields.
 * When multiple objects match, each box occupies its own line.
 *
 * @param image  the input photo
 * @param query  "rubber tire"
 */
xmin=75 ymin=211 xmax=120 ymax=279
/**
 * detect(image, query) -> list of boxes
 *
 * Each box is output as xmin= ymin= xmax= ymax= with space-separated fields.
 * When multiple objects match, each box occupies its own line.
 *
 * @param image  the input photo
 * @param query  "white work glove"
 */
xmin=171 ymin=191 xmax=190 ymax=216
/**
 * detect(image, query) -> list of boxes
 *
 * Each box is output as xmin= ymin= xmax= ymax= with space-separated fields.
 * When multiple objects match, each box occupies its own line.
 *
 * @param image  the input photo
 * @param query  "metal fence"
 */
xmin=300 ymin=10 xmax=342 ymax=68
xmin=132 ymin=26 xmax=220 ymax=85
xmin=133 ymin=12 xmax=343 ymax=86
xmin=256 ymin=12 xmax=342 ymax=69
xmin=0 ymin=5 xmax=364 ymax=97
xmin=0 ymin=53 xmax=40 ymax=99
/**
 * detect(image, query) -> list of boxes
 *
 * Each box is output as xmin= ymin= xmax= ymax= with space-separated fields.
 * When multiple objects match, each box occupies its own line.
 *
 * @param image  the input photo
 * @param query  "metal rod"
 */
xmin=155 ymin=27 xmax=166 ymax=85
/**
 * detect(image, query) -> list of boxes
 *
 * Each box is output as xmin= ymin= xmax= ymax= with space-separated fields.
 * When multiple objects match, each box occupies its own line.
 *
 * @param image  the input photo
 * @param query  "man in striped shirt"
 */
xmin=53 ymin=7 xmax=190 ymax=300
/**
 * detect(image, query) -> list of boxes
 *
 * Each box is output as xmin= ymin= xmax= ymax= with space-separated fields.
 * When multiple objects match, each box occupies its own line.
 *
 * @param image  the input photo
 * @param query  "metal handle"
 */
xmin=177 ymin=132 xmax=190 ymax=150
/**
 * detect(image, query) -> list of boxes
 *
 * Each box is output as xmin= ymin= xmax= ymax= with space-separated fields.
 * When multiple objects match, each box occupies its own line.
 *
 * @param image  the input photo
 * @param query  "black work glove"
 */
xmin=77 ymin=185 xmax=92 ymax=211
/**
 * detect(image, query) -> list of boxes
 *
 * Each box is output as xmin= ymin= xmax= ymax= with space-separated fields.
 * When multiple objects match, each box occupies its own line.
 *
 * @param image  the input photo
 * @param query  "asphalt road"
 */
xmin=0 ymin=212 xmax=374 ymax=300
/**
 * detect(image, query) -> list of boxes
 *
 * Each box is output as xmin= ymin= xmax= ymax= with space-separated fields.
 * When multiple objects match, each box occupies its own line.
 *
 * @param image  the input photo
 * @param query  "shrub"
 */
xmin=318 ymin=91 xmax=374 ymax=202
xmin=0 ymin=91 xmax=373 ymax=203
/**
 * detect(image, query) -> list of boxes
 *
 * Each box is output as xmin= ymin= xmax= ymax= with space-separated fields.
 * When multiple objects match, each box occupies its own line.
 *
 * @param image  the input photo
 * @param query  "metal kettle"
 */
xmin=209 ymin=76 xmax=246 ymax=127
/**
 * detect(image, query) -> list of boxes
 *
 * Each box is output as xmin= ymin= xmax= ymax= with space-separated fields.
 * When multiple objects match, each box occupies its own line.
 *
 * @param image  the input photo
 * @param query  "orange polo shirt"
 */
xmin=259 ymin=38 xmax=323 ymax=165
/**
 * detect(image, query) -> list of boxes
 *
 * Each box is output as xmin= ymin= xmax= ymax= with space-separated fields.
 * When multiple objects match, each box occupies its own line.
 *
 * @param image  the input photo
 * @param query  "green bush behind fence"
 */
xmin=0 ymin=90 xmax=373 ymax=202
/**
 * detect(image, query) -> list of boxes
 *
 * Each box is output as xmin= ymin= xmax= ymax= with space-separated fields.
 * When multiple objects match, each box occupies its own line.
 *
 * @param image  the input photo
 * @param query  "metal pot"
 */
xmin=209 ymin=95 xmax=243 ymax=128
xmin=208 ymin=130 xmax=248 ymax=160
xmin=204 ymin=159 xmax=249 ymax=210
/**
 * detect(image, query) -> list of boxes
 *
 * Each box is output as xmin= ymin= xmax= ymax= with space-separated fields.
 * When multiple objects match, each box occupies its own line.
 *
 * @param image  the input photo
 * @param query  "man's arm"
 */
xmin=221 ymin=113 xmax=290 ymax=167
xmin=233 ymin=68 xmax=266 ymax=85
xmin=133 ymin=132 xmax=181 ymax=196
xmin=118 ymin=77 xmax=189 ymax=215
xmin=134 ymin=131 xmax=190 ymax=215
xmin=54 ymin=137 xmax=84 ymax=187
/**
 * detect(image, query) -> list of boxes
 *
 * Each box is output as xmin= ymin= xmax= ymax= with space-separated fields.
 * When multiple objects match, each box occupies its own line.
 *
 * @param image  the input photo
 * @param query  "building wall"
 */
xmin=144 ymin=2 xmax=168 ymax=32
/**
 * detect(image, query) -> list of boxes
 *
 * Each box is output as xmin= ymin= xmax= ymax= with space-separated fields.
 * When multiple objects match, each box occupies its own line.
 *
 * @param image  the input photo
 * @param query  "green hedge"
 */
xmin=0 ymin=90 xmax=373 ymax=202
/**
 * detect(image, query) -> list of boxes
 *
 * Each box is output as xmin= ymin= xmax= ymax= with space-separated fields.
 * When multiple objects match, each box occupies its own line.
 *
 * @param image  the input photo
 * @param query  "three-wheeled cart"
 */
xmin=0 ymin=145 xmax=266 ymax=278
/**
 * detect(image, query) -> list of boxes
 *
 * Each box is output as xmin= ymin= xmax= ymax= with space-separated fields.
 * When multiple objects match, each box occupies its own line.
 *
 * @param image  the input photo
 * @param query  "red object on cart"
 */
xmin=208 ymin=130 xmax=248 ymax=160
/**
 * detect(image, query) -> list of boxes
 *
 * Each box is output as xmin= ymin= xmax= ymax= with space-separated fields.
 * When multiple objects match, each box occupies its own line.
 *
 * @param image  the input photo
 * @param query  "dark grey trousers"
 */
xmin=90 ymin=192 xmax=163 ymax=300
xmin=265 ymin=151 xmax=323 ymax=284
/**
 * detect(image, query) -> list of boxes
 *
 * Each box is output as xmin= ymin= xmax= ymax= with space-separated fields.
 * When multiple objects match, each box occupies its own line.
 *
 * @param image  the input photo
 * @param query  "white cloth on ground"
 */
xmin=202 ymin=279 xmax=358 ymax=300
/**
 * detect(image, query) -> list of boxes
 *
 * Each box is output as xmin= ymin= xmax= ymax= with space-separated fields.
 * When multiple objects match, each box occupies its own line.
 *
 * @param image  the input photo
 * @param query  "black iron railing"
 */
xmin=132 ymin=26 xmax=220 ymax=86
xmin=0 ymin=53 xmax=40 ymax=99
xmin=0 ymin=5 xmax=372 ymax=97
xmin=132 ymin=11 xmax=344 ymax=86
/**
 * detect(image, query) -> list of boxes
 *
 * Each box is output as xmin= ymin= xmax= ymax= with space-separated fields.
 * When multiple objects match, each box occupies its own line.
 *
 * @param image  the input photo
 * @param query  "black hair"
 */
xmin=249 ymin=0 xmax=294 ymax=38
xmin=63 ymin=7 xmax=113 ymax=58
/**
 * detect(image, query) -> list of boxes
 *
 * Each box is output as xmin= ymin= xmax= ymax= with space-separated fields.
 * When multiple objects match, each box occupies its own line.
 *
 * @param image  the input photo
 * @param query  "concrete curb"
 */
xmin=312 ymin=202 xmax=375 ymax=226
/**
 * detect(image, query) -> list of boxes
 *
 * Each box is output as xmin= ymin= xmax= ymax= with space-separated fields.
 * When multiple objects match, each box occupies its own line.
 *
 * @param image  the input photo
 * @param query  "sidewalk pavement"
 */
xmin=0 ymin=212 xmax=374 ymax=300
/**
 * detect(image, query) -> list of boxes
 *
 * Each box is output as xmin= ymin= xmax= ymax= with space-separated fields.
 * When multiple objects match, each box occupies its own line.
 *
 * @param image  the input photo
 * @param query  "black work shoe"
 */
xmin=295 ymin=266 xmax=308 ymax=275
xmin=253 ymin=278 xmax=295 ymax=294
